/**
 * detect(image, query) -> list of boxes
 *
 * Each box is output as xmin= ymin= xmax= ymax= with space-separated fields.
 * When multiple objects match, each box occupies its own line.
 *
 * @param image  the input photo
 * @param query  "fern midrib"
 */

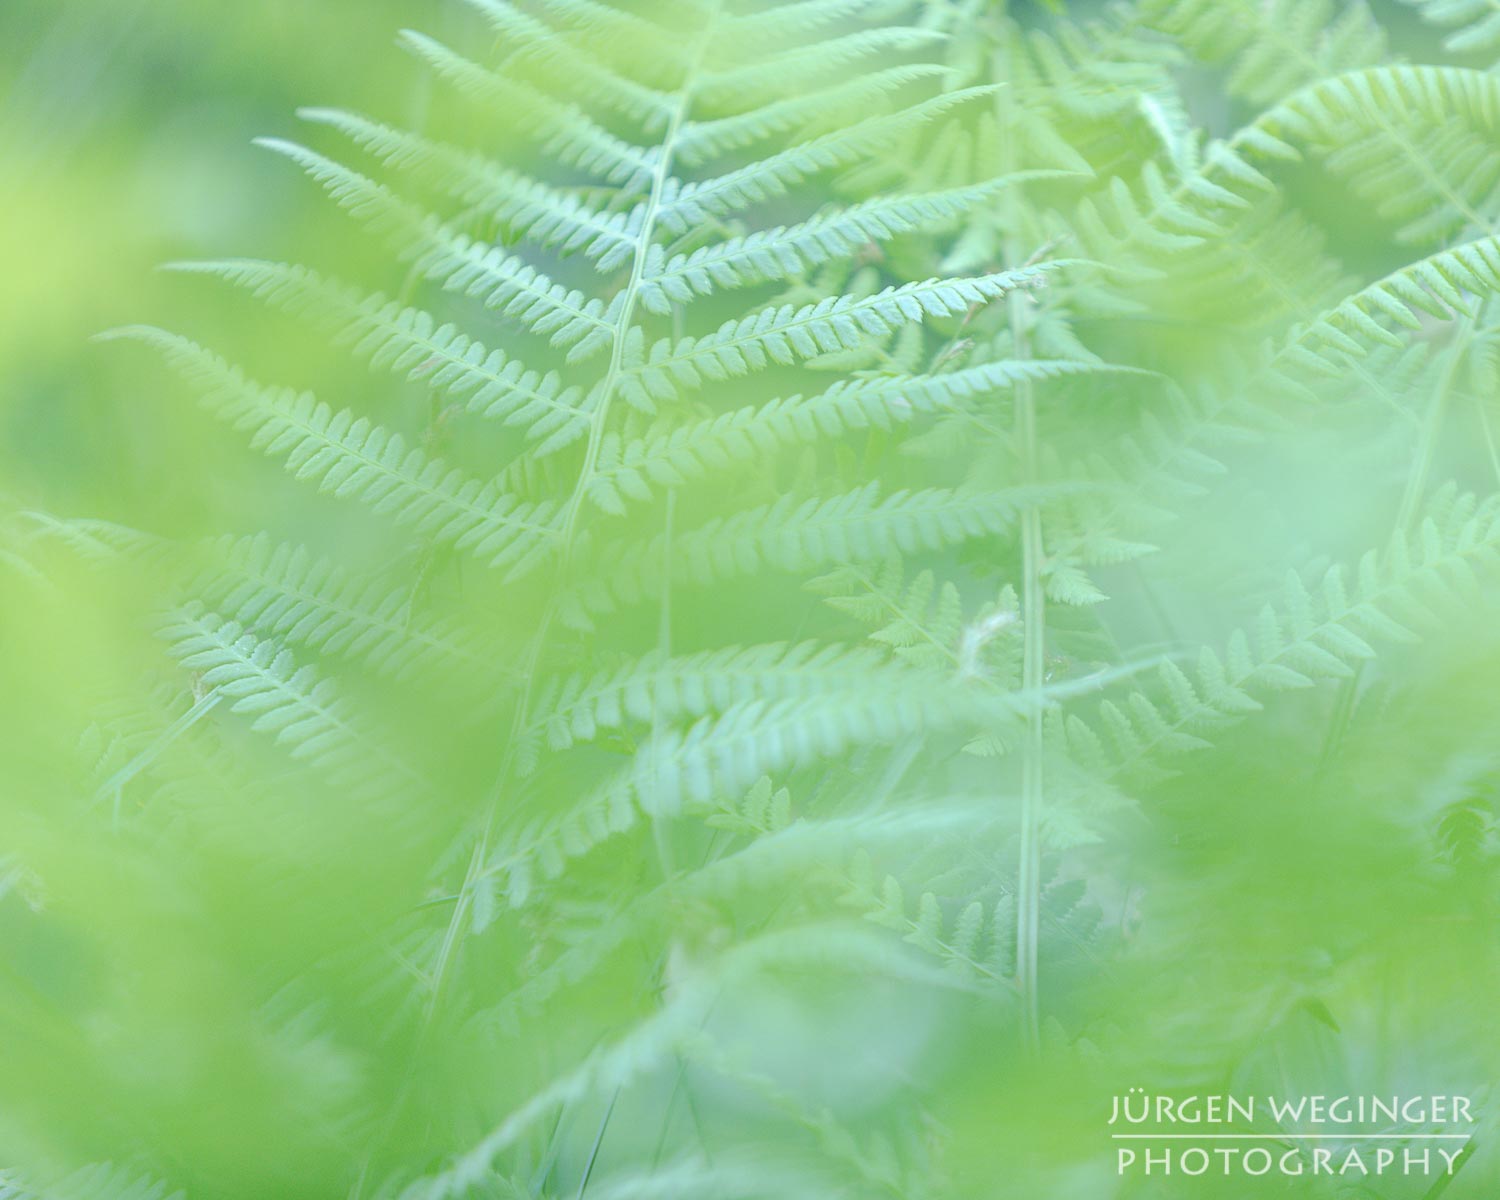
xmin=368 ymin=19 xmax=726 ymax=1185
xmin=1013 ymin=299 xmax=1046 ymax=1057
xmin=1333 ymin=85 xmax=1492 ymax=233
xmin=556 ymin=7 xmax=720 ymax=561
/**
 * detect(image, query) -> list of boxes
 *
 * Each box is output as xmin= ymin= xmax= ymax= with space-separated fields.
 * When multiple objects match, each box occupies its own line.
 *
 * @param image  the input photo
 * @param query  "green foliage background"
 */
xmin=5 ymin=1 xmax=1500 ymax=1198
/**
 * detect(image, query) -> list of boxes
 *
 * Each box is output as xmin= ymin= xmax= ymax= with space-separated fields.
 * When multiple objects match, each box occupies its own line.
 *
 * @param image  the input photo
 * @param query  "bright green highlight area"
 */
xmin=3 ymin=1 xmax=1500 ymax=1198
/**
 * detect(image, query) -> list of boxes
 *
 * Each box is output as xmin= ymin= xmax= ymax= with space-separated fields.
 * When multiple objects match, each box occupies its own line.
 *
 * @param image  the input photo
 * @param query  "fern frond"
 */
xmin=16 ymin=511 xmax=168 ymax=567
xmin=481 ymin=801 xmax=992 ymax=1018
xmin=843 ymin=857 xmax=1018 ymax=990
xmin=461 ymin=0 xmax=677 ymax=127
xmin=1264 ymin=236 xmax=1500 ymax=392
xmin=1253 ymin=65 xmax=1500 ymax=244
xmin=1401 ymin=0 xmax=1500 ymax=58
xmin=675 ymin=64 xmax=950 ymax=164
xmin=160 ymin=604 xmax=417 ymax=789
xmin=0 ymin=1164 xmax=184 ymax=1200
xmin=528 ymin=641 xmax=909 ymax=756
xmin=716 ymin=0 xmax=892 ymax=49
xmin=656 ymin=87 xmax=1003 ymax=232
xmin=168 ymin=259 xmax=593 ymax=451
xmin=640 ymin=173 xmax=1072 ymax=311
xmin=397 ymin=30 xmax=656 ymax=184
xmin=526 ymin=0 xmax=682 ymax=69
xmin=697 ymin=26 xmax=948 ymax=107
xmin=585 ymin=482 xmax=1071 ymax=611
xmin=629 ymin=687 xmax=992 ymax=817
xmin=1257 ymin=65 xmax=1500 ymax=152
xmin=102 ymin=329 xmax=563 ymax=576
xmin=498 ymin=668 xmax=1061 ymax=895
xmin=810 ymin=557 xmax=969 ymax=672
xmin=424 ymin=921 xmax=953 ymax=1199
xmin=1071 ymin=492 xmax=1500 ymax=784
xmin=1143 ymin=0 xmax=1387 ymax=105
xmin=1069 ymin=157 xmax=1252 ymax=267
xmin=588 ymin=358 xmax=1139 ymax=512
xmin=297 ymin=108 xmax=641 ymax=269
xmin=256 ymin=139 xmax=615 ymax=358
xmin=195 ymin=534 xmax=496 ymax=684
xmin=624 ymin=264 xmax=1067 ymax=405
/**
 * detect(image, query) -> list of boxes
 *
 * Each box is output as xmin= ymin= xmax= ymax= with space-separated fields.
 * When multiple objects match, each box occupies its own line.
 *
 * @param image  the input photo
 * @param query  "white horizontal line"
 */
xmin=1110 ymin=1134 xmax=1471 ymax=1140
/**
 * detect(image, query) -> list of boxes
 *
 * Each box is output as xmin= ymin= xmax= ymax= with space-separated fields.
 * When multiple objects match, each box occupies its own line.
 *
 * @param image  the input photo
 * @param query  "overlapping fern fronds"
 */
xmin=13 ymin=0 xmax=1500 ymax=1197
xmin=76 ymin=0 xmax=1126 ymax=1195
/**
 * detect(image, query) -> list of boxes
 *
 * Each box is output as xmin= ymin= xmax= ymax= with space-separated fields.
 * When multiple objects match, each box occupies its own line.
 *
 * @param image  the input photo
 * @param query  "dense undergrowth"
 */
xmin=6 ymin=0 xmax=1500 ymax=1197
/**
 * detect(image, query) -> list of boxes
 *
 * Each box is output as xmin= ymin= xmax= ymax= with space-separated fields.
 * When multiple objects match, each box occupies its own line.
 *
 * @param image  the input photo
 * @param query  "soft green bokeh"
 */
xmin=5 ymin=2 xmax=1500 ymax=1199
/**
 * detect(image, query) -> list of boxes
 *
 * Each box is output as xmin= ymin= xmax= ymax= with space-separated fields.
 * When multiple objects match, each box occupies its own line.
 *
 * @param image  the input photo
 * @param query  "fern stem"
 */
xmin=104 ymin=690 xmax=221 ymax=829
xmin=1010 ymin=282 xmax=1045 ymax=1055
xmin=576 ymin=1088 xmax=621 ymax=1199
xmin=349 ymin=616 xmax=552 ymax=1199
xmin=990 ymin=46 xmax=1046 ymax=1052
xmin=651 ymin=490 xmax=678 ymax=878
xmin=1396 ymin=319 xmax=1473 ymax=534
xmin=353 ymin=25 xmax=722 ymax=1192
xmin=555 ymin=7 xmax=720 ymax=561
